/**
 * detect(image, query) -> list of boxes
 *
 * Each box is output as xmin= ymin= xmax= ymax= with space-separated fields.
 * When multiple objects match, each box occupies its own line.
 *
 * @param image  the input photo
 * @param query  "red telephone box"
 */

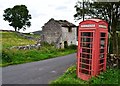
xmin=77 ymin=19 xmax=108 ymax=80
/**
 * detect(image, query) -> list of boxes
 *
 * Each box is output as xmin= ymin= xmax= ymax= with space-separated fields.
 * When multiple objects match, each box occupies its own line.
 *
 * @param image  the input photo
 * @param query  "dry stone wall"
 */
xmin=10 ymin=43 xmax=41 ymax=50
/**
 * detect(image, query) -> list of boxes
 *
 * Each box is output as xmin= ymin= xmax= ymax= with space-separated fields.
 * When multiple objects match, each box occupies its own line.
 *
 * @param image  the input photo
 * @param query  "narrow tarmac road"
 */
xmin=2 ymin=53 xmax=76 ymax=84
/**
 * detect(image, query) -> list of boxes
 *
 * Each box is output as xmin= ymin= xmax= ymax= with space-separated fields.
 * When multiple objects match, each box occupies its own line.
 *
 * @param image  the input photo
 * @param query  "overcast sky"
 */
xmin=0 ymin=0 xmax=82 ymax=33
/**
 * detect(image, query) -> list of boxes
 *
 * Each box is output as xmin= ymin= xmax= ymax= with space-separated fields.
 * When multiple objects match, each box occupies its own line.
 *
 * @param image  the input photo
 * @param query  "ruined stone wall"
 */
xmin=41 ymin=19 xmax=62 ymax=44
xmin=61 ymin=27 xmax=77 ymax=46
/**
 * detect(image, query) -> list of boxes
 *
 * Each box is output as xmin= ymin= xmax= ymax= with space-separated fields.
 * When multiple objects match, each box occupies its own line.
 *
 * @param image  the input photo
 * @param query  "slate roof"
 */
xmin=56 ymin=20 xmax=76 ymax=27
xmin=46 ymin=18 xmax=76 ymax=27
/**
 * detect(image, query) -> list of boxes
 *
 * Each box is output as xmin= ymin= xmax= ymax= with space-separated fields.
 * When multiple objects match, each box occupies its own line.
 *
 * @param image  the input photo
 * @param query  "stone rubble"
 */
xmin=107 ymin=54 xmax=119 ymax=68
xmin=10 ymin=43 xmax=41 ymax=50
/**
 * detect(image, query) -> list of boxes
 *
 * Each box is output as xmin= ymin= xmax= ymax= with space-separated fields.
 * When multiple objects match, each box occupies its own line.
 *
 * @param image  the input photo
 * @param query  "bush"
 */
xmin=41 ymin=42 xmax=54 ymax=47
xmin=67 ymin=45 xmax=77 ymax=50
xmin=2 ymin=50 xmax=12 ymax=63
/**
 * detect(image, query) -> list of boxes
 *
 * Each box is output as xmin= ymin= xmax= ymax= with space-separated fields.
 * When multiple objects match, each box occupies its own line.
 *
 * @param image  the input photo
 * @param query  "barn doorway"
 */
xmin=64 ymin=41 xmax=68 ymax=48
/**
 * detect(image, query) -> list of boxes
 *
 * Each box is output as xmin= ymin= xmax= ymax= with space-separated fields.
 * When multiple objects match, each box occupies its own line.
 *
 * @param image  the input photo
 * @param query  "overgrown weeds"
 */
xmin=1 ymin=45 xmax=76 ymax=67
xmin=50 ymin=65 xmax=119 ymax=85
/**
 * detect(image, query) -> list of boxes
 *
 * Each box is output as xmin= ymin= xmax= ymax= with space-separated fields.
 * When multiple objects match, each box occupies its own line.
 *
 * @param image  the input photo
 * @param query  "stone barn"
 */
xmin=41 ymin=18 xmax=77 ymax=48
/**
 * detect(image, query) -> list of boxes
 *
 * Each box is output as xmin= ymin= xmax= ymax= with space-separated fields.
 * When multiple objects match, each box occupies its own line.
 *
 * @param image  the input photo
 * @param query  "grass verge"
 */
xmin=1 ymin=47 xmax=76 ymax=67
xmin=50 ymin=65 xmax=119 ymax=85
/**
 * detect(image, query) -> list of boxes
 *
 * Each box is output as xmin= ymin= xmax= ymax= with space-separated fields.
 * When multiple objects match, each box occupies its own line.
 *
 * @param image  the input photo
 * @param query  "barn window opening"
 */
xmin=59 ymin=43 xmax=62 ymax=49
xmin=68 ymin=27 xmax=72 ymax=32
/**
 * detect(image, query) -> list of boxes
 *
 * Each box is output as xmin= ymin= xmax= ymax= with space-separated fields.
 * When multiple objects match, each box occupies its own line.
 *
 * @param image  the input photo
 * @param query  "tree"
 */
xmin=74 ymin=1 xmax=120 ymax=58
xmin=74 ymin=0 xmax=91 ymax=21
xmin=3 ymin=5 xmax=32 ymax=32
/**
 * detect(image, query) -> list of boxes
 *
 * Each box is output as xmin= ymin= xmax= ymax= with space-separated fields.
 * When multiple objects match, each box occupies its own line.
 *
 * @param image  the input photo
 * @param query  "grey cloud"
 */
xmin=55 ymin=6 xmax=67 ymax=10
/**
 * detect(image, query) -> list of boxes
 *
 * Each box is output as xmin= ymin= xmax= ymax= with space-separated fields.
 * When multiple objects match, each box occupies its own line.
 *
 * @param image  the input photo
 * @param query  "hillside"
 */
xmin=30 ymin=30 xmax=42 ymax=35
xmin=1 ymin=31 xmax=36 ymax=49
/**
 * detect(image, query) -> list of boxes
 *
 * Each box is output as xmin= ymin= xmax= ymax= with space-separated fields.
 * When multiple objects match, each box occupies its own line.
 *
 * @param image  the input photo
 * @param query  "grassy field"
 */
xmin=1 ymin=31 xmax=76 ymax=67
xmin=1 ymin=31 xmax=36 ymax=49
xmin=50 ymin=66 xmax=119 ymax=85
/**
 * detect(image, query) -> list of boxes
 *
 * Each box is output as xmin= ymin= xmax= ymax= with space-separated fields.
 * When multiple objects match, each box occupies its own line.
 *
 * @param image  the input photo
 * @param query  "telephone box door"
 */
xmin=78 ymin=31 xmax=94 ymax=80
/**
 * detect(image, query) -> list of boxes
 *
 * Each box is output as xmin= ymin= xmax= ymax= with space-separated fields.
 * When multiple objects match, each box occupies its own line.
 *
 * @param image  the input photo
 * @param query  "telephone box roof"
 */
xmin=87 ymin=19 xmax=103 ymax=22
xmin=79 ymin=19 xmax=108 ymax=25
xmin=84 ymin=18 xmax=107 ymax=23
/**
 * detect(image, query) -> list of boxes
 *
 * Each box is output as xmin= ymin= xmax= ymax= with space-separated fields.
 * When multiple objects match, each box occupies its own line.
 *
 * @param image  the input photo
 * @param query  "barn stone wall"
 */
xmin=61 ymin=27 xmax=77 ymax=46
xmin=41 ymin=19 xmax=62 ymax=44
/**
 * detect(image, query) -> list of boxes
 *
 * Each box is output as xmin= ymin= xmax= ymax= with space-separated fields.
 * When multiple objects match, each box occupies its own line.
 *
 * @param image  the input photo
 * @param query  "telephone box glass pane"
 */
xmin=82 ymin=48 xmax=92 ymax=53
xmin=81 ymin=70 xmax=89 ymax=74
xmin=100 ymin=59 xmax=104 ymax=63
xmin=100 ymin=49 xmax=104 ymax=53
xmin=100 ymin=54 xmax=104 ymax=58
xmin=101 ymin=33 xmax=106 ymax=37
xmin=100 ymin=38 xmax=105 ymax=48
xmin=82 ymin=32 xmax=93 ymax=37
xmin=82 ymin=38 xmax=92 ymax=42
xmin=82 ymin=43 xmax=92 ymax=48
